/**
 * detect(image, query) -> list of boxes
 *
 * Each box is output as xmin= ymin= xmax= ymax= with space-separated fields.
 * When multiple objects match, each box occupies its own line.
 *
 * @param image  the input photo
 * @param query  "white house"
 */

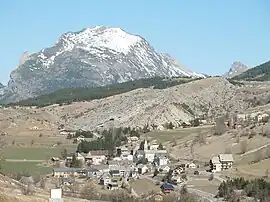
xmin=154 ymin=156 xmax=168 ymax=166
xmin=76 ymin=135 xmax=85 ymax=142
xmin=210 ymin=154 xmax=234 ymax=172
xmin=144 ymin=150 xmax=156 ymax=162
xmin=137 ymin=164 xmax=148 ymax=175
xmin=219 ymin=154 xmax=234 ymax=170
xmin=258 ymin=113 xmax=269 ymax=123
xmin=187 ymin=163 xmax=196 ymax=169
xmin=128 ymin=136 xmax=139 ymax=144
xmin=99 ymin=173 xmax=111 ymax=186
xmin=85 ymin=150 xmax=108 ymax=165
xmin=210 ymin=156 xmax=222 ymax=172
xmin=150 ymin=140 xmax=159 ymax=150
xmin=159 ymin=165 xmax=170 ymax=173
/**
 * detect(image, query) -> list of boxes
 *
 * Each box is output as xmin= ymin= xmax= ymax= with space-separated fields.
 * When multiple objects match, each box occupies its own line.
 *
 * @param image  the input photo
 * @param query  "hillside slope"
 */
xmin=9 ymin=77 xmax=199 ymax=106
xmin=44 ymin=77 xmax=249 ymax=131
xmin=233 ymin=60 xmax=270 ymax=81
xmin=3 ymin=26 xmax=205 ymax=103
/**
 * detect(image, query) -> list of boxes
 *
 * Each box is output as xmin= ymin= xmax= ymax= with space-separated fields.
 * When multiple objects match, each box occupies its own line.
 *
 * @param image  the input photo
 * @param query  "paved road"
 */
xmin=5 ymin=159 xmax=45 ymax=163
xmin=141 ymin=175 xmax=218 ymax=202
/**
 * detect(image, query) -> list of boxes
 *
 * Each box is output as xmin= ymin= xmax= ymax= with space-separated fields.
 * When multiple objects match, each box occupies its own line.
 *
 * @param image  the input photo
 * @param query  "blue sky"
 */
xmin=0 ymin=0 xmax=269 ymax=84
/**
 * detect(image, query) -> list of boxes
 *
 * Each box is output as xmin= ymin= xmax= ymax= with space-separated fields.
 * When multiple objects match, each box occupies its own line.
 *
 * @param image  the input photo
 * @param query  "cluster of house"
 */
xmin=228 ymin=111 xmax=270 ymax=129
xmin=52 ymin=138 xmax=172 ymax=191
xmin=210 ymin=154 xmax=234 ymax=173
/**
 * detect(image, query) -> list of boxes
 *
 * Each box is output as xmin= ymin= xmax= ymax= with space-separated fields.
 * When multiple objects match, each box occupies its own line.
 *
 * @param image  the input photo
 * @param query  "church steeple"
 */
xmin=144 ymin=138 xmax=148 ymax=151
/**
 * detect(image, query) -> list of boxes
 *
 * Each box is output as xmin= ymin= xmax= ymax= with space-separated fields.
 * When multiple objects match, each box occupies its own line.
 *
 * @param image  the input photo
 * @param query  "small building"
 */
xmin=159 ymin=165 xmax=170 ymax=173
xmin=210 ymin=156 xmax=222 ymax=172
xmin=91 ymin=164 xmax=110 ymax=177
xmin=61 ymin=178 xmax=73 ymax=186
xmin=154 ymin=156 xmax=168 ymax=166
xmin=53 ymin=168 xmax=83 ymax=178
xmin=219 ymin=154 xmax=234 ymax=170
xmin=210 ymin=154 xmax=234 ymax=172
xmin=85 ymin=150 xmax=108 ymax=165
xmin=66 ymin=152 xmax=85 ymax=164
xmin=99 ymin=173 xmax=112 ymax=186
xmin=76 ymin=135 xmax=85 ymax=142
xmin=137 ymin=164 xmax=148 ymax=175
xmin=187 ymin=162 xmax=196 ymax=169
xmin=135 ymin=150 xmax=145 ymax=160
xmin=160 ymin=183 xmax=175 ymax=194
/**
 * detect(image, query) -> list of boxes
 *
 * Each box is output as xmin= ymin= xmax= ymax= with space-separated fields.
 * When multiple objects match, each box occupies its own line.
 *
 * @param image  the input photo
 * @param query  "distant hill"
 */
xmin=8 ymin=76 xmax=200 ymax=107
xmin=233 ymin=60 xmax=270 ymax=81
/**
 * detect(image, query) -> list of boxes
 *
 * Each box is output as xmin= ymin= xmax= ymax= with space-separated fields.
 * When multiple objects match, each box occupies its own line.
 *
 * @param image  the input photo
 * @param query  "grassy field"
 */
xmin=130 ymin=179 xmax=160 ymax=194
xmin=1 ymin=162 xmax=52 ymax=175
xmin=3 ymin=146 xmax=76 ymax=160
xmin=145 ymin=125 xmax=213 ymax=143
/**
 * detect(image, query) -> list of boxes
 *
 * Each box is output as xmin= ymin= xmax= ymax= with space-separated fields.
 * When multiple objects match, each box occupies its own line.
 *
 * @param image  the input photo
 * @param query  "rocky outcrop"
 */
xmin=223 ymin=61 xmax=249 ymax=78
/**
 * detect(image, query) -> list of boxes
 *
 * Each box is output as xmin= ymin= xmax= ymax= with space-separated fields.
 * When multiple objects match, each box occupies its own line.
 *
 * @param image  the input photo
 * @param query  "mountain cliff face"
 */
xmin=223 ymin=61 xmax=248 ymax=78
xmin=3 ymin=26 xmax=205 ymax=103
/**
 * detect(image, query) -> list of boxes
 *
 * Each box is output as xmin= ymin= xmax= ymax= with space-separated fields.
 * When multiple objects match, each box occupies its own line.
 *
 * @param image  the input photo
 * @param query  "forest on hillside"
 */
xmin=8 ymin=76 xmax=200 ymax=107
xmin=233 ymin=60 xmax=270 ymax=81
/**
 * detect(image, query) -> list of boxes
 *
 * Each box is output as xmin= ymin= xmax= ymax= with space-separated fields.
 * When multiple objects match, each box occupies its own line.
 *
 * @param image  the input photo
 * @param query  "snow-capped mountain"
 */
xmin=223 ymin=62 xmax=249 ymax=78
xmin=4 ymin=26 xmax=205 ymax=102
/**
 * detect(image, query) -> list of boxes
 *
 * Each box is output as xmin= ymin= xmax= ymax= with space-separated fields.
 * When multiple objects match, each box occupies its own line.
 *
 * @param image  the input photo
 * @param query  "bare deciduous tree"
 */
xmin=80 ymin=181 xmax=98 ymax=200
xmin=240 ymin=140 xmax=248 ymax=154
xmin=214 ymin=116 xmax=227 ymax=136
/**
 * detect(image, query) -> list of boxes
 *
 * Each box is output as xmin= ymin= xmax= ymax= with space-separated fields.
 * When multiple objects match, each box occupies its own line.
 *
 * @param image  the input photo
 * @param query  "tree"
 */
xmin=153 ymin=169 xmax=159 ymax=178
xmin=158 ymin=143 xmax=164 ymax=150
xmin=190 ymin=143 xmax=194 ymax=160
xmin=80 ymin=181 xmax=98 ymax=200
xmin=70 ymin=155 xmax=82 ymax=168
xmin=40 ymin=176 xmax=46 ymax=189
xmin=0 ymin=136 xmax=6 ymax=171
xmin=265 ymin=169 xmax=269 ymax=178
xmin=214 ymin=116 xmax=227 ymax=135
xmin=209 ymin=173 xmax=214 ymax=181
xmin=190 ymin=118 xmax=200 ymax=127
xmin=60 ymin=148 xmax=68 ymax=160
xmin=240 ymin=140 xmax=248 ymax=154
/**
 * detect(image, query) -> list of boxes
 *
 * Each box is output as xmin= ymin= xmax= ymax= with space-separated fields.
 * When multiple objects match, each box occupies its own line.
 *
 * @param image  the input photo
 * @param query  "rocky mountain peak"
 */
xmin=2 ymin=26 xmax=205 ymax=103
xmin=223 ymin=61 xmax=249 ymax=78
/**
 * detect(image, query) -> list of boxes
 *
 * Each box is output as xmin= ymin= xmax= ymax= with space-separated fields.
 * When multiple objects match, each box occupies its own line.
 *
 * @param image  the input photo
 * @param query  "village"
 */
xmin=48 ymin=133 xmax=235 ymax=197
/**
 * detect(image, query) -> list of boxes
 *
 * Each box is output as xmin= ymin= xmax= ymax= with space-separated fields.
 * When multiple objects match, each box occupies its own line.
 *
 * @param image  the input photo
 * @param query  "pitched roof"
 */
xmin=218 ymin=154 xmax=234 ymax=162
xmin=211 ymin=156 xmax=220 ymax=164
xmin=91 ymin=164 xmax=109 ymax=171
xmin=54 ymin=167 xmax=84 ymax=172
xmin=160 ymin=183 xmax=174 ymax=190
xmin=86 ymin=150 xmax=109 ymax=157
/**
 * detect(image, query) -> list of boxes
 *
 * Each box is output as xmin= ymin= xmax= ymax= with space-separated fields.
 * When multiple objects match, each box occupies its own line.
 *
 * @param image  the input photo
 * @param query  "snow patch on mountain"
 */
xmin=2 ymin=26 xmax=206 ymax=103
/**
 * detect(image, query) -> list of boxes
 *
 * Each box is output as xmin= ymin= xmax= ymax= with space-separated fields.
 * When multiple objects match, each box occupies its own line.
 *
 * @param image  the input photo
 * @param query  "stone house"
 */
xmin=210 ymin=156 xmax=222 ymax=172
xmin=53 ymin=168 xmax=83 ymax=178
xmin=210 ymin=154 xmax=234 ymax=172
xmin=85 ymin=150 xmax=108 ymax=165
